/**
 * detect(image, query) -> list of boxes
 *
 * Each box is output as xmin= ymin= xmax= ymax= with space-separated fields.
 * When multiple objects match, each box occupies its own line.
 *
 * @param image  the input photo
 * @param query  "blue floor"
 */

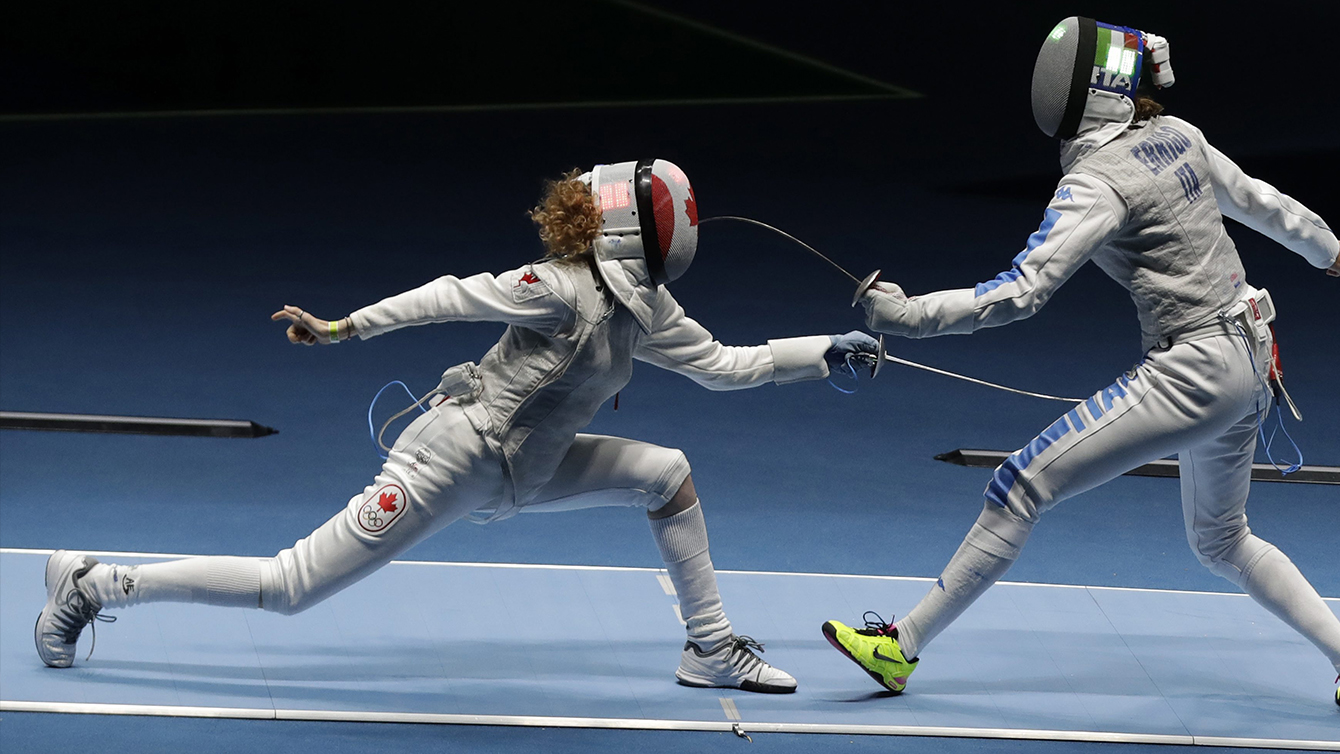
xmin=6 ymin=550 xmax=1338 ymax=748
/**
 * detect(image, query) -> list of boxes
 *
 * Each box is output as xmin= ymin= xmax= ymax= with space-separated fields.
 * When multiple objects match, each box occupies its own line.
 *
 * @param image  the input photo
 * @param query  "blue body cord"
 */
xmin=1226 ymin=319 xmax=1302 ymax=474
xmin=367 ymin=381 xmax=428 ymax=460
xmin=826 ymin=357 xmax=861 ymax=394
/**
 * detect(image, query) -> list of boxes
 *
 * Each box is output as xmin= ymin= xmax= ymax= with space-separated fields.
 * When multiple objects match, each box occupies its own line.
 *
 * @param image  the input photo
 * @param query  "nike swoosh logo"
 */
xmin=872 ymin=647 xmax=901 ymax=663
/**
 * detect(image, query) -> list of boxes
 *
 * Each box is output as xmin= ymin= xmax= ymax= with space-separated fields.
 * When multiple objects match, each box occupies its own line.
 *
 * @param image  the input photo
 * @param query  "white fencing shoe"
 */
xmin=675 ymin=634 xmax=797 ymax=693
xmin=35 ymin=550 xmax=113 ymax=668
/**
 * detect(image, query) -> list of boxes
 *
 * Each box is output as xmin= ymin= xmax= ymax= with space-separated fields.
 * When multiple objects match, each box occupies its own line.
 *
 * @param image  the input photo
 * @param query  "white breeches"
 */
xmin=983 ymin=324 xmax=1273 ymax=580
xmin=260 ymin=400 xmax=691 ymax=615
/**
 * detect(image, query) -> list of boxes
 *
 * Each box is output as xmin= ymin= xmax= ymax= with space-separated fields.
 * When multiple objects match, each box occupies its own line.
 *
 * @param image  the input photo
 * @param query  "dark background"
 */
xmin=2 ymin=2 xmax=1337 ymax=752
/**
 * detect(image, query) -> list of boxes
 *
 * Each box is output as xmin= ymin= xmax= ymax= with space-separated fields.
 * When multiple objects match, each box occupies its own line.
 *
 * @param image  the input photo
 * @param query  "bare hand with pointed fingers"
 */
xmin=270 ymin=305 xmax=353 ymax=346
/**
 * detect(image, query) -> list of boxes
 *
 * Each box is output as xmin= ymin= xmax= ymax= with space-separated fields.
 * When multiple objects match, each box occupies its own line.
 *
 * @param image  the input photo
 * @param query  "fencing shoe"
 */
xmin=35 ymin=550 xmax=114 ymax=668
xmin=676 ymin=634 xmax=797 ymax=693
xmin=822 ymin=612 xmax=918 ymax=693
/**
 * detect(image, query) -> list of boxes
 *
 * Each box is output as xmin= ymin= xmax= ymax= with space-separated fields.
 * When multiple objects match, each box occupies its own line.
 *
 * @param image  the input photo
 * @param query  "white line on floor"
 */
xmin=2 ymin=548 xmax=1335 ymax=602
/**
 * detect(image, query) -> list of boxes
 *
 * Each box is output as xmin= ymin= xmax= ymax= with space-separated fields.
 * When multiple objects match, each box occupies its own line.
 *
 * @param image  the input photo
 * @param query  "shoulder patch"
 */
xmin=511 ymin=266 xmax=552 ymax=303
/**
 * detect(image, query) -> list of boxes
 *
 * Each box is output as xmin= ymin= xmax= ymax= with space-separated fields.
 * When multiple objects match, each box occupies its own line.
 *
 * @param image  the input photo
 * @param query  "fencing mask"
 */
xmin=585 ymin=159 xmax=698 ymax=330
xmin=1031 ymin=17 xmax=1175 ymax=140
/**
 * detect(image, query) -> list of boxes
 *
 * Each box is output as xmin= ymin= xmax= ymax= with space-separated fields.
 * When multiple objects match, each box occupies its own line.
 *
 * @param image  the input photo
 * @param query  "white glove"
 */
xmin=859 ymin=282 xmax=921 ymax=338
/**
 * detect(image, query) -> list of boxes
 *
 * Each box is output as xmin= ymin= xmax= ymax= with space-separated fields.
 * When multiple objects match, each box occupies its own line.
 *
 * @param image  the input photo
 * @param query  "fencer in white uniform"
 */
xmin=36 ymin=159 xmax=880 ymax=694
xmin=822 ymin=18 xmax=1340 ymax=705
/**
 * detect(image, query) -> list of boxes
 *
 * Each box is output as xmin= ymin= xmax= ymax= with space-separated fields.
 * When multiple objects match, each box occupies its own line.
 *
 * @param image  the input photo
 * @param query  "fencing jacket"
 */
xmin=864 ymin=115 xmax=1338 ymax=351
xmin=349 ymin=258 xmax=832 ymax=514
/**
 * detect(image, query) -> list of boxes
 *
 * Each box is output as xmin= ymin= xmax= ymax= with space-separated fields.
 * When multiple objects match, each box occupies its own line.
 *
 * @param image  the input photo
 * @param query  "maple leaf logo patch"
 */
xmin=357 ymin=484 xmax=408 ymax=534
xmin=511 ymin=267 xmax=551 ymax=303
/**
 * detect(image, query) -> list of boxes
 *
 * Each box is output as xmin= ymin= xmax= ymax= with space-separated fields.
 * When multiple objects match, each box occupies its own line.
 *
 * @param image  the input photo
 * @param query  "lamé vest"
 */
xmin=1070 ymin=115 xmax=1249 ymax=349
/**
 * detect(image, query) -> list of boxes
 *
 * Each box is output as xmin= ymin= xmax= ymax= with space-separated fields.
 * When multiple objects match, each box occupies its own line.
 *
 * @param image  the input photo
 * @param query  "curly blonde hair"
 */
xmin=529 ymin=169 xmax=602 ymax=262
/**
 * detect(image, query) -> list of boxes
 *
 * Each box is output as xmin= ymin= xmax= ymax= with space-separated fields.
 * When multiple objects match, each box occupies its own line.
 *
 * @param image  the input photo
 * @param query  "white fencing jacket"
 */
xmin=350 ymin=258 xmax=832 ymax=509
xmin=863 ymin=116 xmax=1338 ymax=350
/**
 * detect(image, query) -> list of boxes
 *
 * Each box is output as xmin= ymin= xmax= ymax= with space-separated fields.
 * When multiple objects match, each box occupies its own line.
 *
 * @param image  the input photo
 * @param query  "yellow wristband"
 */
xmin=329 ymin=320 xmax=340 ymax=343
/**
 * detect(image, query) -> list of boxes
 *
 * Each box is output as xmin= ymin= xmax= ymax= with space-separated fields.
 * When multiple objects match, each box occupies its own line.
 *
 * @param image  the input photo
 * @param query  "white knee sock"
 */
xmin=649 ymin=500 xmax=732 ymax=650
xmin=1237 ymin=544 xmax=1340 ymax=673
xmin=83 ymin=557 xmax=263 ymax=610
xmin=896 ymin=504 xmax=1034 ymax=660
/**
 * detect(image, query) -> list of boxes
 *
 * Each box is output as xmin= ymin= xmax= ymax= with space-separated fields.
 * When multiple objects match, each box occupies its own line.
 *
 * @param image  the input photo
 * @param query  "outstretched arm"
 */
xmin=272 ymin=265 xmax=574 ymax=346
xmin=1202 ymin=141 xmax=1339 ymax=273
xmin=861 ymin=174 xmax=1125 ymax=338
xmin=633 ymin=288 xmax=842 ymax=390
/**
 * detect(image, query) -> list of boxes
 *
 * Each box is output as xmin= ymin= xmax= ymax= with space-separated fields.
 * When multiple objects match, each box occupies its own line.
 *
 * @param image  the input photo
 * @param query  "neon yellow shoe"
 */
xmin=822 ymin=612 xmax=918 ymax=693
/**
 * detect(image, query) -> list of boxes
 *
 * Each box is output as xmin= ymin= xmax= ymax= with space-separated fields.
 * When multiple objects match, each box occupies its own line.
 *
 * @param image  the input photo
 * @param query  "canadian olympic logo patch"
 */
xmin=512 ymin=268 xmax=550 ymax=303
xmin=357 ymin=484 xmax=407 ymax=534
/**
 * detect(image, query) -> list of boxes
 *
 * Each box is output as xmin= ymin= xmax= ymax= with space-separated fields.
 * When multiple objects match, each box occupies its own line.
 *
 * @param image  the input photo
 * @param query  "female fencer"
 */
xmin=821 ymin=18 xmax=1340 ymax=707
xmin=36 ymin=159 xmax=879 ymax=693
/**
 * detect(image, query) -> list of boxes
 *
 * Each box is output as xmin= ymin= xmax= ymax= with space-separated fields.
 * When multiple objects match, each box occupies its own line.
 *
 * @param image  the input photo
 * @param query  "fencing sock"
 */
xmin=896 ymin=504 xmax=1034 ymax=660
xmin=82 ymin=557 xmax=264 ymax=610
xmin=649 ymin=500 xmax=732 ymax=650
xmin=1235 ymin=542 xmax=1340 ymax=674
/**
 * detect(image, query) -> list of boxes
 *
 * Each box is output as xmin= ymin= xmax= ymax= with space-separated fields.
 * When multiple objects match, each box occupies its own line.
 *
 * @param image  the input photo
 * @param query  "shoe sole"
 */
xmin=675 ymin=671 xmax=796 ymax=694
xmin=821 ymin=621 xmax=905 ymax=694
